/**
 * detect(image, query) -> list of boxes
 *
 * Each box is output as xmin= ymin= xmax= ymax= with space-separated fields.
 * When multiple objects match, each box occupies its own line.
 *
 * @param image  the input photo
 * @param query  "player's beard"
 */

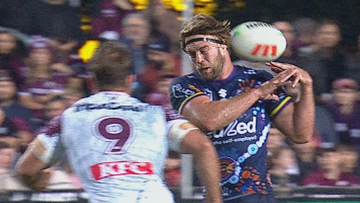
xmin=198 ymin=49 xmax=225 ymax=81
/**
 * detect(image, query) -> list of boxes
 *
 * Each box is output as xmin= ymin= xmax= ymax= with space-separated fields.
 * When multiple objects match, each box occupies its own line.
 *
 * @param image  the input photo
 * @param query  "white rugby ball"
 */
xmin=231 ymin=21 xmax=286 ymax=62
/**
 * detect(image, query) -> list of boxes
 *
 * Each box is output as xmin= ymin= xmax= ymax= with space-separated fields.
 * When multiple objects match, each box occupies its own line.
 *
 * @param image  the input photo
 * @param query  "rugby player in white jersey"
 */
xmin=15 ymin=42 xmax=223 ymax=203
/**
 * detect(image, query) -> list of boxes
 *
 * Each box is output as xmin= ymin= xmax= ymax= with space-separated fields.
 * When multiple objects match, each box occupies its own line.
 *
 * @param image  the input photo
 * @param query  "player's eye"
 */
xmin=199 ymin=46 xmax=211 ymax=55
xmin=187 ymin=51 xmax=196 ymax=59
xmin=187 ymin=46 xmax=212 ymax=59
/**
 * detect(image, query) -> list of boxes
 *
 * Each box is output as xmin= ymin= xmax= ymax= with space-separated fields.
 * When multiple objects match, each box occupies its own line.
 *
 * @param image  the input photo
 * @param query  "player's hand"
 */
xmin=256 ymin=67 xmax=296 ymax=101
xmin=30 ymin=170 xmax=52 ymax=191
xmin=266 ymin=61 xmax=313 ymax=88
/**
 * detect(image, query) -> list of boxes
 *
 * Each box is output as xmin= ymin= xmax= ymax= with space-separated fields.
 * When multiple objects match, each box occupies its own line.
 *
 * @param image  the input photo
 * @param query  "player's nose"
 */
xmin=195 ymin=52 xmax=205 ymax=64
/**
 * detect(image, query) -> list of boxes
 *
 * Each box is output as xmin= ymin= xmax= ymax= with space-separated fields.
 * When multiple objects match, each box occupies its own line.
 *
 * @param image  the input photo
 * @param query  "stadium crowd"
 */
xmin=0 ymin=0 xmax=359 ymax=196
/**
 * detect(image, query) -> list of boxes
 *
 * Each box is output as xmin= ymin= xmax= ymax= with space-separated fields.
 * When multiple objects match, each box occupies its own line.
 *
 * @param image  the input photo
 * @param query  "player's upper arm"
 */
xmin=168 ymin=120 xmax=199 ymax=152
xmin=15 ymin=139 xmax=49 ymax=177
xmin=168 ymin=120 xmax=214 ymax=154
xmin=272 ymin=102 xmax=297 ymax=142
xmin=164 ymin=106 xmax=213 ymax=153
xmin=16 ymin=115 xmax=64 ymax=176
xmin=181 ymin=95 xmax=213 ymax=131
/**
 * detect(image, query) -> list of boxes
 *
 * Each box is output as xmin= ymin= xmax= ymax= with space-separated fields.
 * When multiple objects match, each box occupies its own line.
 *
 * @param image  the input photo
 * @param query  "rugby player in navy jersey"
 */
xmin=170 ymin=14 xmax=315 ymax=203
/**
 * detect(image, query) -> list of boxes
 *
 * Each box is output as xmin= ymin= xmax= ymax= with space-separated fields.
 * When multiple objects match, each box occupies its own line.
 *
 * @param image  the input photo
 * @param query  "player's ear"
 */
xmin=125 ymin=74 xmax=137 ymax=90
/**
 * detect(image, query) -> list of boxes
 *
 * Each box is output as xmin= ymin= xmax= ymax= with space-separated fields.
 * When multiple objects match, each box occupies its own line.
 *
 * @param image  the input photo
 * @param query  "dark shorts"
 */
xmin=224 ymin=193 xmax=276 ymax=203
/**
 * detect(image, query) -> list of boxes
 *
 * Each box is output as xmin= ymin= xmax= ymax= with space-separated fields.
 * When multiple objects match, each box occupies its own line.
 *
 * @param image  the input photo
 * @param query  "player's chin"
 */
xmin=199 ymin=70 xmax=215 ymax=80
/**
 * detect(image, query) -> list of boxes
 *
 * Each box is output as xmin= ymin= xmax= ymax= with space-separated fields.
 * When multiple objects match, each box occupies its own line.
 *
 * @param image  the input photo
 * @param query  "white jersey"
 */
xmin=32 ymin=92 xmax=187 ymax=203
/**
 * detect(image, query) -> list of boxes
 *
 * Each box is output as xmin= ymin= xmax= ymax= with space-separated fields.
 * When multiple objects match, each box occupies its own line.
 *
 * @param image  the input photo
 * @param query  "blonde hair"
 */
xmin=88 ymin=42 xmax=132 ymax=89
xmin=179 ymin=14 xmax=231 ymax=50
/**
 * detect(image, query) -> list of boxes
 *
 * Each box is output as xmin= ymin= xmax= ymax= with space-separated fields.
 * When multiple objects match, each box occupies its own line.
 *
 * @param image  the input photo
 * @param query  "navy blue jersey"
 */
xmin=170 ymin=65 xmax=292 ymax=200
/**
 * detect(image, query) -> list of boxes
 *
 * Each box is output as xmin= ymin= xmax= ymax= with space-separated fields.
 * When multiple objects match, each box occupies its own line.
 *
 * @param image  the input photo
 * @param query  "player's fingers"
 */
xmin=275 ymin=68 xmax=296 ymax=83
xmin=292 ymin=74 xmax=300 ymax=87
xmin=266 ymin=61 xmax=288 ymax=69
xmin=270 ymin=66 xmax=282 ymax=73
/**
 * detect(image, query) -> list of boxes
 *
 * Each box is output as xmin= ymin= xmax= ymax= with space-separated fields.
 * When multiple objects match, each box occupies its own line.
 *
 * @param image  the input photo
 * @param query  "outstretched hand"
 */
xmin=256 ymin=64 xmax=300 ymax=101
xmin=266 ymin=61 xmax=313 ymax=88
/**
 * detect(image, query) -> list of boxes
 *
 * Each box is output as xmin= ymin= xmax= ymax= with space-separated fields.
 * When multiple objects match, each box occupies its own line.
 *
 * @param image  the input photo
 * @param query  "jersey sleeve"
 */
xmin=163 ymin=107 xmax=191 ymax=151
xmin=256 ymin=69 xmax=293 ymax=119
xmin=267 ymin=93 xmax=292 ymax=118
xmin=29 ymin=115 xmax=64 ymax=166
xmin=169 ymin=75 xmax=207 ymax=114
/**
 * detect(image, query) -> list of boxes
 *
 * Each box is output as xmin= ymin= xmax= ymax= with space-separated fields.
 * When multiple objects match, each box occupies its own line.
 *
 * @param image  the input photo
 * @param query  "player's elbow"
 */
xmin=194 ymin=138 xmax=216 ymax=155
xmin=292 ymin=138 xmax=309 ymax=144
xmin=199 ymin=118 xmax=223 ymax=132
xmin=15 ymin=162 xmax=31 ymax=178
xmin=290 ymin=133 xmax=312 ymax=144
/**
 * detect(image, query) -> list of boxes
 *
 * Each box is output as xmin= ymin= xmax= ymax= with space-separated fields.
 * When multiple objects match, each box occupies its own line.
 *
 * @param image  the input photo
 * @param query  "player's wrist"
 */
xmin=300 ymin=79 xmax=313 ymax=90
xmin=250 ymin=87 xmax=264 ymax=100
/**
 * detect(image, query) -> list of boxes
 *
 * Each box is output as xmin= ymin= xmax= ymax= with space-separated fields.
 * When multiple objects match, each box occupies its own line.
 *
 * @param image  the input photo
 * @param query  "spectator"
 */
xmin=17 ymin=36 xmax=77 ymax=129
xmin=146 ymin=74 xmax=177 ymax=107
xmin=292 ymin=18 xmax=318 ymax=51
xmin=90 ymin=0 xmax=135 ymax=39
xmin=345 ymin=31 xmax=360 ymax=85
xmin=120 ymin=12 xmax=176 ymax=101
xmin=314 ymin=104 xmax=339 ymax=146
xmin=0 ymin=107 xmax=19 ymax=150
xmin=337 ymin=144 xmax=360 ymax=177
xmin=44 ymin=95 xmax=67 ymax=121
xmin=0 ymin=72 xmax=34 ymax=153
xmin=36 ymin=95 xmax=67 ymax=129
xmin=141 ymin=0 xmax=183 ymax=53
xmin=63 ymin=85 xmax=86 ymax=107
xmin=301 ymin=144 xmax=360 ymax=187
xmin=272 ymin=20 xmax=299 ymax=65
xmin=267 ymin=127 xmax=287 ymax=159
xmin=325 ymin=78 xmax=360 ymax=146
xmin=269 ymin=145 xmax=300 ymax=187
xmin=0 ymin=30 xmax=27 ymax=87
xmin=0 ymin=141 xmax=28 ymax=192
xmin=293 ymin=132 xmax=321 ymax=179
xmin=0 ymin=141 xmax=16 ymax=173
xmin=298 ymin=19 xmax=349 ymax=103
xmin=16 ymin=0 xmax=85 ymax=62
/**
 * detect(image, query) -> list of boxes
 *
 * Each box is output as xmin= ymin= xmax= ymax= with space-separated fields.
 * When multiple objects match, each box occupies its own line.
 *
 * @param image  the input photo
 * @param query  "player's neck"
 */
xmin=99 ymin=88 xmax=129 ymax=94
xmin=218 ymin=59 xmax=234 ymax=80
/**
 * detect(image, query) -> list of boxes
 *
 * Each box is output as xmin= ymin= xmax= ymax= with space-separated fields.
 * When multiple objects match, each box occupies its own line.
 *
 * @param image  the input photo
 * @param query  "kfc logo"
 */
xmin=90 ymin=161 xmax=154 ymax=180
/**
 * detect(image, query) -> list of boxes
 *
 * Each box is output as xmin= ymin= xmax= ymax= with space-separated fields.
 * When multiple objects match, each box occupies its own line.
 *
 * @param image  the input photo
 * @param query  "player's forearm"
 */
xmin=192 ymin=140 xmax=222 ymax=203
xmin=293 ymin=84 xmax=315 ymax=143
xmin=15 ymin=146 xmax=52 ymax=191
xmin=17 ymin=173 xmax=43 ymax=191
xmin=187 ymin=89 xmax=261 ymax=132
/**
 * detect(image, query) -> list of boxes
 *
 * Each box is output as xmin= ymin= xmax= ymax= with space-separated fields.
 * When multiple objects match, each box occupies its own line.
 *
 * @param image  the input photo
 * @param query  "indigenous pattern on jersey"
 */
xmin=170 ymin=65 xmax=292 ymax=201
xmin=33 ymin=92 xmax=186 ymax=203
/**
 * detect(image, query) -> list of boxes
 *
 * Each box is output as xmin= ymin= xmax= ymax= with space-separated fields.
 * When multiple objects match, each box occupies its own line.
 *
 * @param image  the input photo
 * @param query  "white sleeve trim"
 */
xmin=168 ymin=120 xmax=199 ymax=152
xmin=29 ymin=133 xmax=62 ymax=165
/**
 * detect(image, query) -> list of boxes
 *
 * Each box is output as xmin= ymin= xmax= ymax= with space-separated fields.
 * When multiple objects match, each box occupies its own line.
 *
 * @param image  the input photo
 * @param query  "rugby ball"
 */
xmin=231 ymin=21 xmax=286 ymax=62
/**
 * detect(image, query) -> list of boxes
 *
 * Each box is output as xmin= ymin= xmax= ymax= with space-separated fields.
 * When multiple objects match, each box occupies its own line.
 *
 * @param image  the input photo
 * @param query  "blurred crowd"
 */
xmin=0 ymin=0 xmax=359 ymax=193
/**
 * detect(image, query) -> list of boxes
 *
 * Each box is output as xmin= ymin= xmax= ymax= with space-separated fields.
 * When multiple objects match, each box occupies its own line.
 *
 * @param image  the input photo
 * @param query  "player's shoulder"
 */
xmin=234 ymin=64 xmax=271 ymax=74
xmin=234 ymin=64 xmax=274 ymax=81
xmin=171 ymin=72 xmax=202 ymax=84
